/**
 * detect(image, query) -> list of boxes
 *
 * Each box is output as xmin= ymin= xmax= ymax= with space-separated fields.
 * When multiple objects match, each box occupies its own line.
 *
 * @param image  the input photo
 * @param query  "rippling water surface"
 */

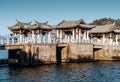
xmin=0 ymin=50 xmax=8 ymax=59
xmin=1 ymin=61 xmax=120 ymax=82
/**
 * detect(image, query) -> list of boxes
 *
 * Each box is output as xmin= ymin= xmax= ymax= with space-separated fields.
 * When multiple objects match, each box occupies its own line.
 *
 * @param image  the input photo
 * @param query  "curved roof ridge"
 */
xmin=16 ymin=19 xmax=32 ymax=25
xmin=90 ymin=24 xmax=115 ymax=33
xmin=34 ymin=20 xmax=48 ymax=24
xmin=56 ymin=19 xmax=86 ymax=28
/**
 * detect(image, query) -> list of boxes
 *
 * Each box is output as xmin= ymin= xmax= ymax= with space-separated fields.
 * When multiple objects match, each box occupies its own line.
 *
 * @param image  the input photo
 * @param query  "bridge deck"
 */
xmin=93 ymin=45 xmax=103 ymax=49
xmin=0 ymin=45 xmax=23 ymax=50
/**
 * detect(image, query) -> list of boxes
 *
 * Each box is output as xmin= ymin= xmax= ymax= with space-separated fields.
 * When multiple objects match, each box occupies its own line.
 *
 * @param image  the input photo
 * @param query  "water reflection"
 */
xmin=1 ymin=61 xmax=120 ymax=82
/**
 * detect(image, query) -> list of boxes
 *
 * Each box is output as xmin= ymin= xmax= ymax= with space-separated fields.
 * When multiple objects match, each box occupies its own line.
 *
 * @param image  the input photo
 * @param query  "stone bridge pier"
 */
xmin=94 ymin=46 xmax=120 ymax=60
xmin=7 ymin=43 xmax=94 ymax=65
xmin=8 ymin=44 xmax=57 ymax=65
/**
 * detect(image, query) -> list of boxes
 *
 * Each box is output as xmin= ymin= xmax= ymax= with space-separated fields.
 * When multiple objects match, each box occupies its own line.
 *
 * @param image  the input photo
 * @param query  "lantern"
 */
xmin=28 ymin=32 xmax=31 ymax=35
xmin=51 ymin=32 xmax=54 ymax=35
xmin=89 ymin=32 xmax=91 ymax=34
xmin=36 ymin=31 xmax=39 ymax=35
xmin=75 ymin=32 xmax=79 ymax=35
xmin=19 ymin=31 xmax=23 ymax=35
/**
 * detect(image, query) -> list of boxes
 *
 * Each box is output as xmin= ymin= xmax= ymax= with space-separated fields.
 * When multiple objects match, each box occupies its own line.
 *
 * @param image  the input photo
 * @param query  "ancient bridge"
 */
xmin=0 ymin=39 xmax=119 ymax=65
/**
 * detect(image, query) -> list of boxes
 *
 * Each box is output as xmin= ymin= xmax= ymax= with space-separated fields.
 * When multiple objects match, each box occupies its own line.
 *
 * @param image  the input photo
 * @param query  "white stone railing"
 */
xmin=0 ymin=38 xmax=57 ymax=45
xmin=0 ymin=38 xmax=89 ymax=45
xmin=91 ymin=38 xmax=119 ymax=46
xmin=0 ymin=38 xmax=119 ymax=46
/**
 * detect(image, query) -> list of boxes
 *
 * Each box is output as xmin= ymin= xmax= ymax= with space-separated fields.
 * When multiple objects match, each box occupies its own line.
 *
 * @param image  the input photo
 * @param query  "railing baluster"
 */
xmin=0 ymin=37 xmax=120 ymax=47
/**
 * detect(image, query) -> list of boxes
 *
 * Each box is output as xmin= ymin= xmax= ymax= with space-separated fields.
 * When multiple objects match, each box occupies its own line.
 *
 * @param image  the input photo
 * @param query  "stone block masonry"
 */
xmin=94 ymin=46 xmax=120 ymax=60
xmin=8 ymin=43 xmax=94 ymax=65
xmin=8 ymin=44 xmax=56 ymax=65
xmin=24 ymin=44 xmax=57 ymax=64
xmin=9 ymin=43 xmax=120 ymax=65
xmin=35 ymin=44 xmax=56 ymax=64
xmin=68 ymin=43 xmax=94 ymax=62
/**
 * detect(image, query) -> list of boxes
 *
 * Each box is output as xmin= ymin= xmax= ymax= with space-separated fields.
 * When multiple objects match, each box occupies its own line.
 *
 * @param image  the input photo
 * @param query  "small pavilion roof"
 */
xmin=16 ymin=19 xmax=32 ymax=25
xmin=90 ymin=24 xmax=115 ymax=34
xmin=8 ymin=20 xmax=32 ymax=31
xmin=113 ymin=30 xmax=120 ymax=33
xmin=56 ymin=19 xmax=86 ymax=29
xmin=32 ymin=20 xmax=53 ymax=30
xmin=8 ymin=20 xmax=32 ymax=34
xmin=8 ymin=25 xmax=21 ymax=31
xmin=79 ymin=24 xmax=95 ymax=29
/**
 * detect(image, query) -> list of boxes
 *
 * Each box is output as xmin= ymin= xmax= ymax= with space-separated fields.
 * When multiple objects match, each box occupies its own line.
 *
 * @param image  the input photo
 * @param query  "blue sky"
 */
xmin=0 ymin=0 xmax=120 ymax=36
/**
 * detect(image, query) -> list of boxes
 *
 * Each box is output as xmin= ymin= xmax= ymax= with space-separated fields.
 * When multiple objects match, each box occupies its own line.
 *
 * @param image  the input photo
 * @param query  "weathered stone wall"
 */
xmin=7 ymin=43 xmax=120 ymax=65
xmin=8 ymin=44 xmax=56 ymax=65
xmin=94 ymin=46 xmax=120 ymax=60
xmin=35 ymin=44 xmax=56 ymax=64
xmin=25 ymin=44 xmax=57 ymax=64
xmin=68 ymin=43 xmax=94 ymax=62
xmin=22 ymin=43 xmax=94 ymax=64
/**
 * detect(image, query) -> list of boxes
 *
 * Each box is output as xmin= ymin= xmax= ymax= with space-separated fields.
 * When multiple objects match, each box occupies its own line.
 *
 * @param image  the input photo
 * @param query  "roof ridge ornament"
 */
xmin=57 ymin=20 xmax=65 ymax=26
xmin=113 ymin=22 xmax=115 ymax=25
xmin=79 ymin=19 xmax=86 ymax=24
xmin=34 ymin=20 xmax=48 ymax=24
xmin=45 ymin=21 xmax=48 ymax=24
xmin=34 ymin=19 xmax=38 ymax=23
xmin=16 ymin=19 xmax=20 ymax=23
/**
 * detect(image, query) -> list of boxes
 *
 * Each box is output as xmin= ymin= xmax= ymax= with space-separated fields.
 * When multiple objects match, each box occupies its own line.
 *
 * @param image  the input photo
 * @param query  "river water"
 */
xmin=0 ymin=50 xmax=8 ymax=59
xmin=0 ymin=61 xmax=120 ymax=82
xmin=0 ymin=51 xmax=120 ymax=82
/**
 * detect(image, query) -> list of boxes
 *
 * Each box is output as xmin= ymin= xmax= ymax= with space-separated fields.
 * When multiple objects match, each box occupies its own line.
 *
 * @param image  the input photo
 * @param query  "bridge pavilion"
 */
xmin=90 ymin=24 xmax=120 ymax=45
xmin=8 ymin=20 xmax=53 ymax=44
xmin=8 ymin=19 xmax=95 ymax=44
xmin=8 ymin=20 xmax=32 ymax=43
xmin=55 ymin=19 xmax=95 ymax=43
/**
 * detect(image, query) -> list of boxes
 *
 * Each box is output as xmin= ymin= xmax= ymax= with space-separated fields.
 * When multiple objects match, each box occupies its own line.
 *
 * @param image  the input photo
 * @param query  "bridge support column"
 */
xmin=86 ymin=30 xmax=89 ymax=40
xmin=76 ymin=28 xmax=79 ymax=42
xmin=83 ymin=30 xmax=87 ymax=40
xmin=102 ymin=34 xmax=105 ymax=44
xmin=7 ymin=39 xmax=9 ymax=45
xmin=56 ymin=30 xmax=59 ymax=38
xmin=32 ymin=30 xmax=35 ymax=43
xmin=116 ymin=34 xmax=118 ymax=45
xmin=19 ymin=30 xmax=22 ymax=44
xmin=79 ymin=29 xmax=81 ymax=42
xmin=60 ymin=30 xmax=62 ymax=43
xmin=72 ymin=29 xmax=75 ymax=42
